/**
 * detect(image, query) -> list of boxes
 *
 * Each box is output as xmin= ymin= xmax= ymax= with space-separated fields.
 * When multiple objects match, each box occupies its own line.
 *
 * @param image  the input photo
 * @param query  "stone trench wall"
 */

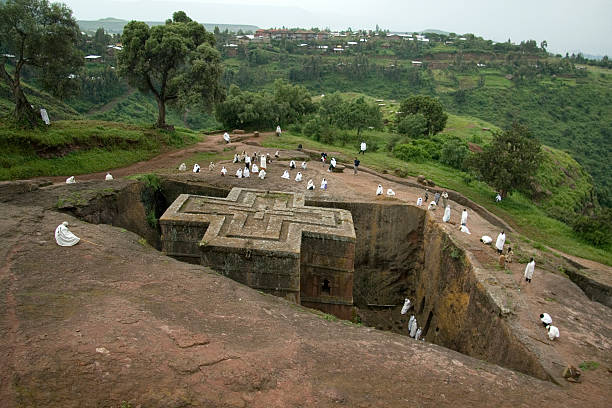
xmin=306 ymin=201 xmax=424 ymax=307
xmin=413 ymin=217 xmax=550 ymax=381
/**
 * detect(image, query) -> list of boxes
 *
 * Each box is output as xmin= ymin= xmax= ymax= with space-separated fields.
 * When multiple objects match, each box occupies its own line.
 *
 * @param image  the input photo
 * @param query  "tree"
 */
xmin=338 ymin=96 xmax=382 ymax=135
xmin=469 ymin=123 xmax=541 ymax=198
xmin=397 ymin=113 xmax=427 ymax=137
xmin=440 ymin=137 xmax=470 ymax=169
xmin=398 ymin=95 xmax=448 ymax=135
xmin=118 ymin=11 xmax=225 ymax=128
xmin=0 ymin=0 xmax=82 ymax=126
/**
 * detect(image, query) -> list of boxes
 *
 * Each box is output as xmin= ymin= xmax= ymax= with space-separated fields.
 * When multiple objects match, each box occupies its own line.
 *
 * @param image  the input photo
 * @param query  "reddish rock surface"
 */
xmin=1 ymin=131 xmax=610 ymax=407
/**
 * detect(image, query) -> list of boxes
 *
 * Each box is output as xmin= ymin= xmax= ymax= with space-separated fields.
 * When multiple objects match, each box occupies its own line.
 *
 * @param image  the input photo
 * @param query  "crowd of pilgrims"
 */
xmin=185 ymin=149 xmax=335 ymax=190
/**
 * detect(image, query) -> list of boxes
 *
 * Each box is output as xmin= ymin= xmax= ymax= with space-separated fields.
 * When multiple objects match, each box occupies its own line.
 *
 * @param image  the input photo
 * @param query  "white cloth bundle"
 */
xmin=55 ymin=222 xmax=80 ymax=246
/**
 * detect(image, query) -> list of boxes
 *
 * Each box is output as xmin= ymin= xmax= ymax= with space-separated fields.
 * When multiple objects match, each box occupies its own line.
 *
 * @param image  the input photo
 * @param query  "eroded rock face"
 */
xmin=1 ymin=178 xmax=611 ymax=405
xmin=1 ymin=202 xmax=584 ymax=407
xmin=3 ymin=178 xmax=607 ymax=391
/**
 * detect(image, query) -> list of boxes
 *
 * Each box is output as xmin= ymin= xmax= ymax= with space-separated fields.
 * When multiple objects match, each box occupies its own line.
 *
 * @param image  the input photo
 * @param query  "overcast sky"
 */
xmin=61 ymin=0 xmax=612 ymax=56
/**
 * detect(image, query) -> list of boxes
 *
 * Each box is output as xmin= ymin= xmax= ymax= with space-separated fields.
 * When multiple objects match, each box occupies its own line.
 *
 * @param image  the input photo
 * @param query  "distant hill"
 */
xmin=77 ymin=18 xmax=258 ymax=34
xmin=421 ymin=29 xmax=451 ymax=35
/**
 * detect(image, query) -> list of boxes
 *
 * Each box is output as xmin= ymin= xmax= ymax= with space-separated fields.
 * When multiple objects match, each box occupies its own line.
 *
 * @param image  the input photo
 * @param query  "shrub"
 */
xmin=393 ymin=143 xmax=431 ymax=162
xmin=572 ymin=211 xmax=612 ymax=248
xmin=440 ymin=138 xmax=470 ymax=169
xmin=397 ymin=113 xmax=427 ymax=137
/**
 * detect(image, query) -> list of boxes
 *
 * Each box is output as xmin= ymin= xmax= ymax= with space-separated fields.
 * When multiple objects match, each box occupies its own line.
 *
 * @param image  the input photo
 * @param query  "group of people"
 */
xmin=65 ymin=172 xmax=114 ymax=184
xmin=282 ymin=160 xmax=328 ymax=190
xmin=232 ymin=150 xmax=268 ymax=179
xmin=400 ymin=298 xmax=423 ymax=340
xmin=540 ymin=312 xmax=560 ymax=341
xmin=375 ymin=184 xmax=396 ymax=197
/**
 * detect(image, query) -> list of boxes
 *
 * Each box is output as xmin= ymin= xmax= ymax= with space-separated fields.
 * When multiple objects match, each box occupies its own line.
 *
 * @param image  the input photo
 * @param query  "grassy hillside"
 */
xmin=0 ymin=80 xmax=79 ymax=121
xmin=219 ymin=51 xmax=612 ymax=207
xmin=0 ymin=120 xmax=200 ymax=180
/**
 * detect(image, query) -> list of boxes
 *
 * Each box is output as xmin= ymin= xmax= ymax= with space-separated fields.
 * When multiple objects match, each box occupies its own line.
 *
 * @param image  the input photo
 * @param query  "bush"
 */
xmin=393 ymin=143 xmax=431 ymax=162
xmin=397 ymin=113 xmax=427 ymax=137
xmin=572 ymin=211 xmax=612 ymax=248
xmin=440 ymin=138 xmax=470 ymax=169
xmin=412 ymin=138 xmax=441 ymax=160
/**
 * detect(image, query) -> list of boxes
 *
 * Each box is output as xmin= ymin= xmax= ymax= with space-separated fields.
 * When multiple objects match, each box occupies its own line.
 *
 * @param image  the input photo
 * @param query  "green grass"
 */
xmin=263 ymin=131 xmax=612 ymax=266
xmin=0 ymin=120 xmax=201 ymax=180
xmin=578 ymin=361 xmax=600 ymax=371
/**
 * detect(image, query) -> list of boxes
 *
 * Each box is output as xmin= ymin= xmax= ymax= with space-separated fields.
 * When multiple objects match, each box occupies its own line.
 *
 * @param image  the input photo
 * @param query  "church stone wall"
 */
xmin=160 ymin=188 xmax=356 ymax=319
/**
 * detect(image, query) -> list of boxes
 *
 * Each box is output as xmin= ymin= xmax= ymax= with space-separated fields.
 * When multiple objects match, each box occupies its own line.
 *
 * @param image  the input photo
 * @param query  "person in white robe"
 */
xmin=460 ymin=225 xmax=471 ymax=234
xmin=495 ymin=193 xmax=502 ymax=202
xmin=307 ymin=179 xmax=315 ymax=190
xmin=193 ymin=163 xmax=200 ymax=173
xmin=245 ymin=155 xmax=251 ymax=169
xmin=259 ymin=169 xmax=266 ymax=179
xmin=276 ymin=125 xmax=282 ymax=137
xmin=105 ymin=173 xmax=113 ymax=181
xmin=495 ymin=231 xmax=506 ymax=254
xmin=243 ymin=167 xmax=250 ymax=178
xmin=415 ymin=328 xmax=422 ymax=341
xmin=540 ymin=313 xmax=552 ymax=327
xmin=301 ymin=161 xmax=307 ymax=170
xmin=443 ymin=205 xmax=451 ymax=222
xmin=524 ymin=257 xmax=535 ymax=283
xmin=328 ymin=157 xmax=337 ymax=172
xmin=274 ymin=151 xmax=279 ymax=159
xmin=461 ymin=209 xmax=468 ymax=226
xmin=40 ymin=108 xmax=50 ymax=125
xmin=289 ymin=160 xmax=296 ymax=169
xmin=409 ymin=318 xmax=418 ymax=338
xmin=416 ymin=197 xmax=423 ymax=206
xmin=360 ymin=141 xmax=367 ymax=154
xmin=260 ymin=154 xmax=267 ymax=170
xmin=209 ymin=162 xmax=215 ymax=171
xmin=221 ymin=166 xmax=227 ymax=176
xmin=376 ymin=184 xmax=383 ymax=196
xmin=295 ymin=172 xmax=303 ymax=182
xmin=282 ymin=170 xmax=290 ymax=179
xmin=387 ymin=189 xmax=396 ymax=196
xmin=55 ymin=222 xmax=80 ymax=246
xmin=236 ymin=168 xmax=243 ymax=178
xmin=427 ymin=201 xmax=436 ymax=210
xmin=546 ymin=325 xmax=560 ymax=341
xmin=480 ymin=235 xmax=492 ymax=244
xmin=66 ymin=176 xmax=76 ymax=184
xmin=251 ymin=163 xmax=259 ymax=173
xmin=178 ymin=163 xmax=187 ymax=171
xmin=408 ymin=315 xmax=416 ymax=333
xmin=401 ymin=298 xmax=411 ymax=315
xmin=320 ymin=178 xmax=328 ymax=189
xmin=233 ymin=154 xmax=239 ymax=163
xmin=223 ymin=132 xmax=231 ymax=143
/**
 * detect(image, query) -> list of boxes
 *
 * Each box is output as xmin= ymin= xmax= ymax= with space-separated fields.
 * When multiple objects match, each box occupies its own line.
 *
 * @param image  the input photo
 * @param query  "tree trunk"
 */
xmin=156 ymin=96 xmax=166 ymax=128
xmin=0 ymin=63 xmax=39 ymax=127
xmin=13 ymin=84 xmax=40 ymax=127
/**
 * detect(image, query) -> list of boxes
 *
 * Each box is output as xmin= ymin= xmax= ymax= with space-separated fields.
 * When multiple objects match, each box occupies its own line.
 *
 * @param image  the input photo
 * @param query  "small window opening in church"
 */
xmin=322 ymin=279 xmax=331 ymax=294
